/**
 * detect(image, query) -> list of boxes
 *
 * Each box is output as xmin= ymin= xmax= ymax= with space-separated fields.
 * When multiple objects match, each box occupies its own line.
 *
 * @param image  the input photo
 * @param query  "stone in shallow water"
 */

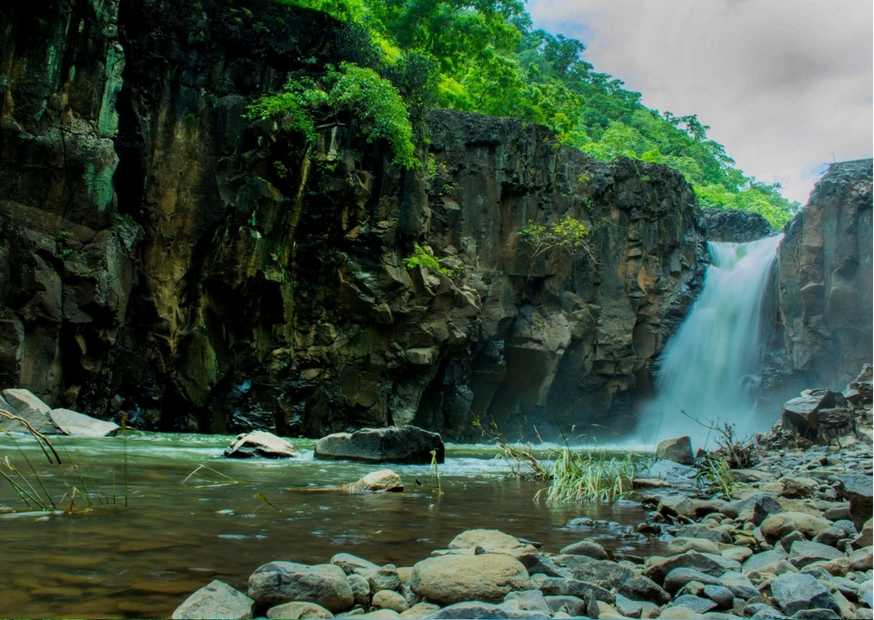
xmin=344 ymin=469 xmax=404 ymax=493
xmin=171 ymin=579 xmax=253 ymax=620
xmin=836 ymin=474 xmax=873 ymax=529
xmin=789 ymin=541 xmax=843 ymax=568
xmin=315 ymin=426 xmax=444 ymax=464
xmin=49 ymin=408 xmax=119 ymax=437
xmin=224 ymin=430 xmax=296 ymax=458
xmin=423 ymin=601 xmax=549 ymax=619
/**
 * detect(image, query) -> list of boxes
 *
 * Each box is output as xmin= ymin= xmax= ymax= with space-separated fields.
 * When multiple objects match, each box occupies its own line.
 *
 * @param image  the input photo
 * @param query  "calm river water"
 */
xmin=0 ymin=432 xmax=659 ymax=618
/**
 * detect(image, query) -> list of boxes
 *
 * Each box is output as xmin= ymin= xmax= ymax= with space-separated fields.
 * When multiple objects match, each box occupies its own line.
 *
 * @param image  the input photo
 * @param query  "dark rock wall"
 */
xmin=0 ymin=0 xmax=707 ymax=438
xmin=764 ymin=160 xmax=873 ymax=402
xmin=698 ymin=207 xmax=773 ymax=242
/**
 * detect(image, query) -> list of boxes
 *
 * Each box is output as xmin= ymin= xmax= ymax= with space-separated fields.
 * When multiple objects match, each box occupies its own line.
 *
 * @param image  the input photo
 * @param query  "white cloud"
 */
xmin=528 ymin=0 xmax=873 ymax=204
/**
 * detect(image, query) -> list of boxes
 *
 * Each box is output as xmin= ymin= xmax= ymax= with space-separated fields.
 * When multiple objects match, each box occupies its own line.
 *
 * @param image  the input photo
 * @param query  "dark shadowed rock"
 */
xmin=699 ymin=207 xmax=772 ymax=242
xmin=656 ymin=436 xmax=694 ymax=465
xmin=315 ymin=426 xmax=444 ymax=464
xmin=0 ymin=388 xmax=60 ymax=434
xmin=836 ymin=474 xmax=873 ymax=529
xmin=172 ymin=579 xmax=253 ymax=620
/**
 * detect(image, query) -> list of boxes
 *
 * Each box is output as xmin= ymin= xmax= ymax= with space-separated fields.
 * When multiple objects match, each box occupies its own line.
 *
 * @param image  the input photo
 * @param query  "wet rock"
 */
xmin=553 ymin=555 xmax=634 ymax=590
xmin=699 ymin=207 xmax=773 ymax=242
xmin=667 ymin=594 xmax=718 ymax=614
xmin=543 ymin=595 xmax=588 ymax=616
xmin=663 ymin=567 xmax=723 ymax=594
xmin=780 ymin=477 xmax=819 ymax=499
xmin=675 ymin=524 xmax=734 ymax=544
xmin=409 ymin=554 xmax=529 ymax=605
xmin=248 ymin=562 xmax=354 ymax=612
xmin=422 ymin=601 xmax=549 ymax=619
xmin=371 ymin=590 xmax=408 ymax=613
xmin=502 ymin=589 xmax=550 ymax=614
xmin=835 ymin=475 xmax=873 ymax=530
xmin=559 ymin=540 xmax=608 ymax=559
xmin=615 ymin=593 xmax=659 ymax=619
xmin=172 ymin=579 xmax=254 ymax=620
xmin=645 ymin=551 xmax=741 ymax=583
xmin=343 ymin=470 xmax=404 ymax=494
xmin=332 ymin=554 xmax=380 ymax=575
xmin=267 ymin=602 xmax=334 ymax=619
xmin=656 ymin=436 xmax=694 ymax=465
xmin=702 ymin=584 xmax=735 ymax=609
xmin=788 ymin=541 xmax=843 ymax=568
xmin=769 ymin=573 xmax=839 ymax=616
xmin=761 ymin=512 xmax=831 ymax=543
xmin=621 ymin=575 xmax=671 ymax=605
xmin=398 ymin=603 xmax=439 ymax=619
xmin=315 ymin=427 xmax=444 ymax=465
xmin=848 ymin=546 xmax=873 ymax=571
xmin=48 ymin=408 xmax=119 ymax=437
xmin=0 ymin=388 xmax=60 ymax=434
xmin=224 ymin=431 xmax=296 ymax=459
xmin=531 ymin=574 xmax=613 ymax=603
xmin=640 ymin=460 xmax=698 ymax=488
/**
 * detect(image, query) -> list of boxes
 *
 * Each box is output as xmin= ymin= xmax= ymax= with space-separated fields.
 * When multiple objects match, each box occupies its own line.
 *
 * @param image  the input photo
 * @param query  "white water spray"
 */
xmin=642 ymin=234 xmax=783 ymax=448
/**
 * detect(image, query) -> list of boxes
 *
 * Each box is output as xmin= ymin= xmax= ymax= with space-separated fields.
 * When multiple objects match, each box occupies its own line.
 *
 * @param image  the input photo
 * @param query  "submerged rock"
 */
xmin=314 ymin=426 xmax=444 ymax=464
xmin=224 ymin=431 xmax=296 ymax=459
xmin=49 ymin=408 xmax=119 ymax=437
xmin=171 ymin=579 xmax=253 ymax=620
xmin=342 ymin=469 xmax=404 ymax=494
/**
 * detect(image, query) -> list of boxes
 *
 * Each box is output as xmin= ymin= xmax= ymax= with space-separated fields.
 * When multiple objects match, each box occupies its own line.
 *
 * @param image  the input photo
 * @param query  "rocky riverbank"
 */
xmin=169 ymin=369 xmax=873 ymax=620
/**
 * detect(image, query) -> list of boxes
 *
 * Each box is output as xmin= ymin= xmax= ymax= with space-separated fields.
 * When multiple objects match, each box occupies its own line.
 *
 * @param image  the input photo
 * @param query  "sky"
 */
xmin=527 ymin=0 xmax=873 ymax=204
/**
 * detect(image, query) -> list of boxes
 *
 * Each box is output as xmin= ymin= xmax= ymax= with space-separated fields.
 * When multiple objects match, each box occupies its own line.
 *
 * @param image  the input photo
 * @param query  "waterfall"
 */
xmin=643 ymin=234 xmax=783 ymax=448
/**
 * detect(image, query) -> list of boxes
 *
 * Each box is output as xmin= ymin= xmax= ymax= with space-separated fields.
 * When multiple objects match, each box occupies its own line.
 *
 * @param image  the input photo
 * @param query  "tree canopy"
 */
xmin=276 ymin=0 xmax=799 ymax=227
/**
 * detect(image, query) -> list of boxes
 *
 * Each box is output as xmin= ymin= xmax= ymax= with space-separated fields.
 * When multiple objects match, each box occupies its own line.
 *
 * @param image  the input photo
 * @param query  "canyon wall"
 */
xmin=1 ymin=0 xmax=708 ymax=438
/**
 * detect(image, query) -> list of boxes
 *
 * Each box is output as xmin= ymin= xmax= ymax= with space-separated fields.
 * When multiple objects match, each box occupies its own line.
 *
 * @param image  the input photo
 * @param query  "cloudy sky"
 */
xmin=527 ymin=0 xmax=873 ymax=204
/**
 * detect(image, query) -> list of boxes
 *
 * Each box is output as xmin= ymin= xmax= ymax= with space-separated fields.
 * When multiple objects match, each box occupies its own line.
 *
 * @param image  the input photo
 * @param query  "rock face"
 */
xmin=0 ymin=0 xmax=705 ymax=438
xmin=698 ymin=208 xmax=772 ymax=242
xmin=315 ymin=426 xmax=444 ymax=464
xmin=766 ymin=160 xmax=873 ymax=400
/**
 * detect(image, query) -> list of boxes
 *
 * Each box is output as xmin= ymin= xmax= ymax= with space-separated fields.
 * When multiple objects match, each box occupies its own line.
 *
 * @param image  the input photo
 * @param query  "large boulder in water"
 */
xmin=343 ymin=469 xmax=404 ymax=493
xmin=314 ymin=426 xmax=444 ymax=464
xmin=224 ymin=431 xmax=296 ymax=458
xmin=49 ymin=408 xmax=119 ymax=437
xmin=0 ymin=388 xmax=61 ymax=434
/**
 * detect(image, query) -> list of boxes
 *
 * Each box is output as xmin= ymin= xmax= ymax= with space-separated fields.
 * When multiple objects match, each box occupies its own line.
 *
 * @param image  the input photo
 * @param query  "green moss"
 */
xmin=403 ymin=243 xmax=449 ymax=276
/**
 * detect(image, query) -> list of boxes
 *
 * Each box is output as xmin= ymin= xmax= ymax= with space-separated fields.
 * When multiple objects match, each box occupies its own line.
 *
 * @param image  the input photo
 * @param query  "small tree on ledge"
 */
xmin=517 ymin=215 xmax=594 ymax=263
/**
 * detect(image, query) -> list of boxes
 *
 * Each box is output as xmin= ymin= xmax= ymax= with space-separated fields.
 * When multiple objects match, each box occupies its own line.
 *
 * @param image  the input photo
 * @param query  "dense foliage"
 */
xmin=275 ymin=0 xmax=798 ymax=227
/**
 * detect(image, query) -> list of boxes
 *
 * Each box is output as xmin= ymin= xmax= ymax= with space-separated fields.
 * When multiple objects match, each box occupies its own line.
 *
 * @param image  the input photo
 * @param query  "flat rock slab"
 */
xmin=49 ymin=408 xmax=119 ymax=437
xmin=0 ymin=388 xmax=61 ymax=435
xmin=315 ymin=426 xmax=444 ymax=464
xmin=172 ymin=579 xmax=253 ymax=620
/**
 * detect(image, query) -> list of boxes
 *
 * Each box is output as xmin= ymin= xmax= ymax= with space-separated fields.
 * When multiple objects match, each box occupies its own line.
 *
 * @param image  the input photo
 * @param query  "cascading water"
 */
xmin=642 ymin=234 xmax=783 ymax=448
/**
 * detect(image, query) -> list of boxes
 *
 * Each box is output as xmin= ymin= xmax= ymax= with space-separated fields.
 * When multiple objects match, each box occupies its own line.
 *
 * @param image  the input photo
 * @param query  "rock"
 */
xmin=667 ymin=594 xmax=718 ymax=613
xmin=853 ymin=519 xmax=872 ymax=548
xmin=699 ymin=207 xmax=773 ymax=242
xmin=848 ymin=546 xmax=873 ymax=571
xmin=409 ymin=554 xmax=529 ymax=604
xmin=332 ymin=554 xmax=380 ymax=575
xmin=502 ymin=589 xmax=550 ymax=614
xmin=371 ymin=590 xmax=408 ymax=613
xmin=422 ymin=601 xmax=549 ymax=619
xmin=769 ymin=573 xmax=839 ymax=616
xmin=621 ymin=575 xmax=671 ymax=605
xmin=744 ymin=550 xmax=789 ymax=575
xmin=729 ymin=493 xmax=783 ymax=526
xmin=667 ymin=537 xmax=721 ymax=555
xmin=780 ymin=391 xmax=849 ymax=442
xmin=780 ymin=477 xmax=819 ymax=499
xmin=790 ymin=610 xmax=840 ymax=620
xmin=844 ymin=364 xmax=873 ymax=404
xmin=267 ymin=602 xmax=334 ymax=619
xmin=559 ymin=540 xmax=608 ymax=559
xmin=761 ymin=512 xmax=831 ymax=543
xmin=644 ymin=551 xmax=741 ymax=584
xmin=531 ymin=574 xmax=613 ymax=603
xmin=351 ymin=611 xmax=399 ymax=620
xmin=543 ymin=595 xmax=588 ymax=616
xmin=447 ymin=529 xmax=535 ymax=557
xmin=343 ymin=470 xmax=404 ymax=494
xmin=702 ymin=585 xmax=735 ymax=609
xmin=663 ymin=567 xmax=723 ymax=593
xmin=656 ymin=436 xmax=694 ymax=465
xmin=398 ymin=603 xmax=439 ymax=619
xmin=615 ymin=593 xmax=659 ymax=619
xmin=172 ymin=579 xmax=253 ymax=620
xmin=315 ymin=427 xmax=444 ymax=464
xmin=360 ymin=567 xmax=401 ymax=593
xmin=48 ymin=408 xmax=119 ymax=437
xmin=224 ymin=431 xmax=296 ymax=459
xmin=788 ymin=541 xmax=843 ymax=568
xmin=347 ymin=574 xmax=371 ymax=607
xmin=640 ymin=460 xmax=698 ymax=488
xmin=248 ymin=562 xmax=354 ymax=612
xmin=836 ymin=475 xmax=873 ymax=530
xmin=0 ymin=388 xmax=60 ymax=435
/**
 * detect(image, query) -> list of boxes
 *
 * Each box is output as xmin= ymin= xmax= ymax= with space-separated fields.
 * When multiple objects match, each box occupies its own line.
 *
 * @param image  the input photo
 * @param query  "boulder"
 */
xmin=423 ymin=601 xmax=549 ymax=619
xmin=224 ymin=431 xmax=296 ymax=459
xmin=780 ymin=391 xmax=847 ymax=441
xmin=371 ymin=590 xmax=408 ymax=613
xmin=644 ymin=551 xmax=740 ymax=584
xmin=769 ymin=573 xmax=838 ymax=616
xmin=398 ymin=602 xmax=439 ymax=619
xmin=266 ymin=601 xmax=333 ymax=619
xmin=530 ymin=574 xmax=613 ymax=603
xmin=836 ymin=475 xmax=873 ymax=530
xmin=446 ymin=529 xmax=536 ymax=557
xmin=172 ymin=579 xmax=254 ymax=620
xmin=640 ymin=459 xmax=697 ymax=488
xmin=0 ymin=388 xmax=60 ymax=435
xmin=314 ymin=426 xmax=444 ymax=464
xmin=409 ymin=553 xmax=529 ymax=604
xmin=248 ymin=562 xmax=354 ymax=612
xmin=49 ymin=408 xmax=119 ymax=437
xmin=343 ymin=470 xmax=404 ymax=494
xmin=331 ymin=553 xmax=380 ymax=575
xmin=666 ymin=594 xmax=718 ymax=614
xmin=852 ymin=518 xmax=872 ymax=548
xmin=788 ymin=541 xmax=843 ymax=568
xmin=559 ymin=540 xmax=608 ymax=560
xmin=729 ymin=493 xmax=782 ymax=525
xmin=760 ymin=512 xmax=831 ymax=542
xmin=655 ymin=436 xmax=694 ymax=465
xmin=663 ymin=567 xmax=722 ymax=594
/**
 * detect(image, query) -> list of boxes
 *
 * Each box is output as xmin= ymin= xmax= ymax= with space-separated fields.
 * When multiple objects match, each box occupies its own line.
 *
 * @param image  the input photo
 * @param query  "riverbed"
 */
xmin=0 ymin=432 xmax=661 ymax=618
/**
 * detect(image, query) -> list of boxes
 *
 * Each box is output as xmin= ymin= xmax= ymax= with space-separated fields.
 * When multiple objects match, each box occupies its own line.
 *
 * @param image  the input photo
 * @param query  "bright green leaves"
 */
xmin=247 ymin=63 xmax=416 ymax=168
xmin=518 ymin=215 xmax=592 ymax=260
xmin=403 ymin=243 xmax=450 ymax=276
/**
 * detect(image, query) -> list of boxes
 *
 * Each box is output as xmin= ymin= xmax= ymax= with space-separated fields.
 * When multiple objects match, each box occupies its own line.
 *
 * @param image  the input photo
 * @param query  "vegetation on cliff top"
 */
xmin=273 ymin=0 xmax=798 ymax=227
